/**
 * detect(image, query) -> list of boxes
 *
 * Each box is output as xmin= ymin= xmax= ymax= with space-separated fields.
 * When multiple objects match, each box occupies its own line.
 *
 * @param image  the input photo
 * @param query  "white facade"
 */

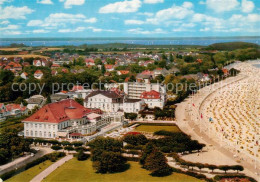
xmin=143 ymin=98 xmax=164 ymax=109
xmin=84 ymin=91 xmax=145 ymax=113
xmin=23 ymin=114 xmax=120 ymax=139
xmin=123 ymin=82 xmax=166 ymax=99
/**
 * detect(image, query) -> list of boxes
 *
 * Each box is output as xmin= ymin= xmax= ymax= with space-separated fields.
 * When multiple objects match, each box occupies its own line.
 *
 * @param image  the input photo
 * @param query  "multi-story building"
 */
xmin=84 ymin=90 xmax=145 ymax=113
xmin=123 ymin=81 xmax=166 ymax=99
xmin=23 ymin=99 xmax=122 ymax=139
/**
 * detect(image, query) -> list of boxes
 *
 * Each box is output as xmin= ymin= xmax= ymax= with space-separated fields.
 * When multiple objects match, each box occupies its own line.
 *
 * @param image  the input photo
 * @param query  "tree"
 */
xmin=123 ymin=134 xmax=148 ymax=146
xmin=75 ymin=98 xmax=84 ymax=106
xmin=231 ymin=165 xmax=244 ymax=173
xmin=101 ymin=64 xmax=106 ymax=74
xmin=184 ymin=56 xmax=194 ymax=63
xmin=46 ymin=95 xmax=51 ymax=104
xmin=169 ymin=53 xmax=174 ymax=62
xmin=143 ymin=147 xmax=172 ymax=176
xmin=124 ymin=113 xmax=137 ymax=121
xmin=219 ymin=165 xmax=230 ymax=174
xmin=77 ymin=150 xmax=89 ymax=161
xmin=93 ymin=151 xmax=127 ymax=173
xmin=208 ymin=164 xmax=217 ymax=173
xmin=0 ymin=70 xmax=14 ymax=86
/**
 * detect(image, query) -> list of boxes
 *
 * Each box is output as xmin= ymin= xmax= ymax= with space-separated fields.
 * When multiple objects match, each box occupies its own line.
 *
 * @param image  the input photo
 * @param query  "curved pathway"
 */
xmin=30 ymin=155 xmax=73 ymax=182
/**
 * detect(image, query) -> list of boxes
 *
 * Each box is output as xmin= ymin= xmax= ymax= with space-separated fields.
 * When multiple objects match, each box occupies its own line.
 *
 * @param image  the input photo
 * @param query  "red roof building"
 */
xmin=23 ymin=99 xmax=100 ymax=124
xmin=140 ymin=90 xmax=160 ymax=99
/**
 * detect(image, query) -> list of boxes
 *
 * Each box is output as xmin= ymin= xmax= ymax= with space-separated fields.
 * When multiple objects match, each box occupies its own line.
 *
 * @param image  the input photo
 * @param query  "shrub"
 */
xmin=71 ymin=141 xmax=83 ymax=147
xmin=51 ymin=145 xmax=62 ymax=151
xmin=64 ymin=146 xmax=74 ymax=151
xmin=77 ymin=150 xmax=90 ymax=161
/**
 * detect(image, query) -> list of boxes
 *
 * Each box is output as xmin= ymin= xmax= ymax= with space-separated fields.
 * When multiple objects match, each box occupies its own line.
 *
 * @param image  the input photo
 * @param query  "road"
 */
xmin=0 ymin=147 xmax=52 ymax=176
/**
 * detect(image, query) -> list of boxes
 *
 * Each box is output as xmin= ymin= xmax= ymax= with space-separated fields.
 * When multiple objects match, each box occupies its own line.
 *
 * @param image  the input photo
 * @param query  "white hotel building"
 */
xmin=23 ymin=99 xmax=123 ymax=139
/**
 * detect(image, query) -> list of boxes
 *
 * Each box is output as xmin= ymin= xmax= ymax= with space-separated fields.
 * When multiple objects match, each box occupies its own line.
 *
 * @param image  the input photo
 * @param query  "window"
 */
xmin=30 ymin=130 xmax=33 ymax=136
xmin=35 ymin=124 xmax=37 ymax=128
xmin=35 ymin=131 xmax=37 ymax=137
xmin=49 ymin=132 xmax=51 ymax=138
xmin=44 ymin=131 xmax=46 ymax=137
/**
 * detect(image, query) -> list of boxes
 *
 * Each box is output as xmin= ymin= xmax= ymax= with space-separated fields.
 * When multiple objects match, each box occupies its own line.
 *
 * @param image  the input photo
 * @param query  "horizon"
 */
xmin=0 ymin=0 xmax=259 ymax=38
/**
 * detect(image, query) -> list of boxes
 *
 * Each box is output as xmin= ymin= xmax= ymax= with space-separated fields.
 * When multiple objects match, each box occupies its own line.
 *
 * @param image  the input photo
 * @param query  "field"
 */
xmin=134 ymin=124 xmax=181 ymax=133
xmin=43 ymin=158 xmax=201 ymax=182
xmin=0 ymin=48 xmax=19 ymax=51
xmin=0 ymin=54 xmax=49 ymax=58
xmin=6 ymin=160 xmax=54 ymax=182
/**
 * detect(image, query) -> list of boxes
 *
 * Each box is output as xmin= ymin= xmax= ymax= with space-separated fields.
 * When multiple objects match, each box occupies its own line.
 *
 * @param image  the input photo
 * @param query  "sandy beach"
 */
xmin=176 ymin=60 xmax=260 ymax=180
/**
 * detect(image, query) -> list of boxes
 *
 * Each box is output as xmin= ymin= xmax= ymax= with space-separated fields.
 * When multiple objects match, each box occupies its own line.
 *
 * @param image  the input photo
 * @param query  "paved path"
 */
xmin=30 ymin=155 xmax=73 ymax=182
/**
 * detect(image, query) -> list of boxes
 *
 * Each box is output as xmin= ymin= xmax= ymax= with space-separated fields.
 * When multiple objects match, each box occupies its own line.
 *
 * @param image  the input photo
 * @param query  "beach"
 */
xmin=176 ymin=60 xmax=260 ymax=180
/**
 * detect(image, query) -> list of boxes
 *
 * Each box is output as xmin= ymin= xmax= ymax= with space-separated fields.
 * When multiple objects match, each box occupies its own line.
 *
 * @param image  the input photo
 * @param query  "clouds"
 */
xmin=0 ymin=0 xmax=12 ymax=5
xmin=128 ymin=28 xmax=166 ymax=34
xmin=146 ymin=2 xmax=194 ymax=24
xmin=125 ymin=19 xmax=145 ymax=25
xmin=143 ymin=0 xmax=163 ymax=4
xmin=37 ymin=0 xmax=53 ymax=5
xmin=32 ymin=29 xmax=50 ymax=33
xmin=58 ymin=27 xmax=85 ymax=33
xmin=202 ymin=0 xmax=240 ymax=12
xmin=99 ymin=0 xmax=141 ymax=13
xmin=27 ymin=13 xmax=96 ymax=28
xmin=0 ymin=24 xmax=21 ymax=35
xmin=0 ymin=6 xmax=34 ymax=19
xmin=241 ymin=0 xmax=255 ymax=13
xmin=201 ymin=0 xmax=255 ymax=13
xmin=59 ymin=0 xmax=85 ymax=9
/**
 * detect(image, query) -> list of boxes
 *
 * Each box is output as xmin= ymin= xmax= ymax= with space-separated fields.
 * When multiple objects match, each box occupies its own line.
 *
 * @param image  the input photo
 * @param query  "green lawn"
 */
xmin=43 ymin=158 xmax=201 ymax=182
xmin=6 ymin=160 xmax=54 ymax=182
xmin=134 ymin=125 xmax=181 ymax=133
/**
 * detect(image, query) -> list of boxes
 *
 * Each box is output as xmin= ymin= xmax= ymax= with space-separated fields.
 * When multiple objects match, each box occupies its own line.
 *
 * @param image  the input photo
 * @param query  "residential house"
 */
xmin=105 ymin=64 xmax=114 ymax=72
xmin=85 ymin=58 xmax=95 ymax=66
xmin=117 ymin=70 xmax=129 ymax=75
xmin=140 ymin=90 xmax=165 ymax=109
xmin=34 ymin=70 xmax=44 ymax=79
xmin=20 ymin=72 xmax=28 ymax=79
xmin=26 ymin=95 xmax=46 ymax=110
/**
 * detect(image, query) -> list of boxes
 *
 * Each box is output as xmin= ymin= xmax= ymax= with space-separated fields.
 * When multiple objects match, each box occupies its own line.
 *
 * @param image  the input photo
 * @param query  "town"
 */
xmin=0 ymin=40 xmax=259 ymax=182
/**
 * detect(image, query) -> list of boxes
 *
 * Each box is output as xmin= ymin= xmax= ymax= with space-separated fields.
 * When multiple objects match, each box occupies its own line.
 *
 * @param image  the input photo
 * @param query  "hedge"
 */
xmin=214 ymin=175 xmax=257 ymax=182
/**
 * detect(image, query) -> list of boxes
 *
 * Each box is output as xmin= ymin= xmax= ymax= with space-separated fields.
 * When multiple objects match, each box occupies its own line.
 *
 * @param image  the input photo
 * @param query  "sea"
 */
xmin=0 ymin=37 xmax=259 ymax=47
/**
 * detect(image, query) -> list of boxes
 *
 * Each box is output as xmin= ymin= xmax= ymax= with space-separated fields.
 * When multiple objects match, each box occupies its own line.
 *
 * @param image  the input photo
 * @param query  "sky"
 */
xmin=0 ymin=0 xmax=259 ymax=38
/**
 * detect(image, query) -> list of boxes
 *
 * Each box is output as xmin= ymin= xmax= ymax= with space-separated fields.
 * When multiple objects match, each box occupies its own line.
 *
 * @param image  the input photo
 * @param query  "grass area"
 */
xmin=43 ymin=158 xmax=201 ymax=182
xmin=134 ymin=125 xmax=181 ymax=133
xmin=6 ymin=160 xmax=54 ymax=182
